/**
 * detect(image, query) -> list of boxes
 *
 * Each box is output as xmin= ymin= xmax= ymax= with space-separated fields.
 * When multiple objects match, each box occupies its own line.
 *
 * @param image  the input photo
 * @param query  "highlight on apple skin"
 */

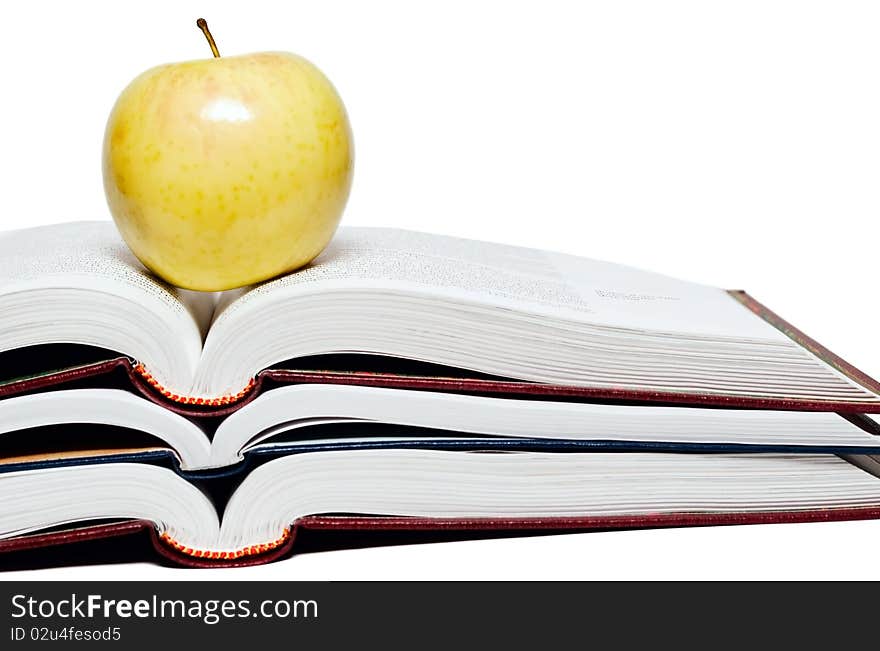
xmin=102 ymin=22 xmax=354 ymax=291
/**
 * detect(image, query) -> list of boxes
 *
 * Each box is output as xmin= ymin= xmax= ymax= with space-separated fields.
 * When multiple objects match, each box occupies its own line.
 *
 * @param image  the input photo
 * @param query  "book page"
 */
xmin=214 ymin=227 xmax=788 ymax=341
xmin=0 ymin=221 xmax=213 ymax=339
xmin=0 ymin=221 xmax=211 ymax=393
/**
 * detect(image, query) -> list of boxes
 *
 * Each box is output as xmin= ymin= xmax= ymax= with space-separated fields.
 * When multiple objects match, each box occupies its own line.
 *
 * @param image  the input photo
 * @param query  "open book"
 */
xmin=2 ymin=386 xmax=880 ymax=471
xmin=5 ymin=450 xmax=880 ymax=560
xmin=2 ymin=221 xmax=879 ymax=408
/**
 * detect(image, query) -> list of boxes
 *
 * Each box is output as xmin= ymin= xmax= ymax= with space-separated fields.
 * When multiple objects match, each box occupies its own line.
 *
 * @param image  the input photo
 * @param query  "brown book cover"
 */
xmin=6 ymin=506 xmax=880 ymax=570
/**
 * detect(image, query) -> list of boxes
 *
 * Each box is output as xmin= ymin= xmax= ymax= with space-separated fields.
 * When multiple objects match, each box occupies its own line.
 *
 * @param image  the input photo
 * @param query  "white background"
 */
xmin=3 ymin=0 xmax=880 ymax=579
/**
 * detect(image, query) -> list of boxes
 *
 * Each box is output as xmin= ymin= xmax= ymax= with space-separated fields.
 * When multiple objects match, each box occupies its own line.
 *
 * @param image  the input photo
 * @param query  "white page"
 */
xmin=213 ymin=384 xmax=880 ymax=467
xmin=0 ymin=221 xmax=212 ymax=339
xmin=0 ymin=222 xmax=211 ymax=390
xmin=214 ymin=227 xmax=790 ymax=342
xmin=220 ymin=451 xmax=880 ymax=552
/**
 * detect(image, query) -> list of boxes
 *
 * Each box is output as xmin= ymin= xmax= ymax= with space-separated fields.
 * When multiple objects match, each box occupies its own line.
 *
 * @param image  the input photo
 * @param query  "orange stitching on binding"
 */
xmin=159 ymin=530 xmax=291 ymax=560
xmin=133 ymin=363 xmax=257 ymax=407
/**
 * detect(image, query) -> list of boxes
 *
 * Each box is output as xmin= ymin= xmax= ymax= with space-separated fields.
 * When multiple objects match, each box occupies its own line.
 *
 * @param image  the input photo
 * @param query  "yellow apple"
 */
xmin=102 ymin=20 xmax=353 ymax=291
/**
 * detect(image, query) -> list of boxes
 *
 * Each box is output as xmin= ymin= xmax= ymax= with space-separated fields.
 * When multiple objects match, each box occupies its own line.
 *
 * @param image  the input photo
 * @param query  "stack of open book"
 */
xmin=2 ymin=221 xmax=880 ymax=568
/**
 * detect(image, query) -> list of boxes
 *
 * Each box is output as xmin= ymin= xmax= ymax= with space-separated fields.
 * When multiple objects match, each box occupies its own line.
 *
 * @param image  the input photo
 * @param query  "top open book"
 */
xmin=1 ymin=221 xmax=878 ymax=410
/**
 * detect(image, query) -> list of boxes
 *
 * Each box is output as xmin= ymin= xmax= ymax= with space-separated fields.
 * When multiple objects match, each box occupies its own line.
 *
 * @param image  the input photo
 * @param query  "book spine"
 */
xmin=133 ymin=363 xmax=256 ymax=407
xmin=158 ymin=530 xmax=292 ymax=561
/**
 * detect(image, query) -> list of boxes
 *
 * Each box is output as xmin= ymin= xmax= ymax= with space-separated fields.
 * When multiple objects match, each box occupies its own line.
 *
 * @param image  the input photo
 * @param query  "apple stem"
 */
xmin=196 ymin=18 xmax=221 ymax=58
